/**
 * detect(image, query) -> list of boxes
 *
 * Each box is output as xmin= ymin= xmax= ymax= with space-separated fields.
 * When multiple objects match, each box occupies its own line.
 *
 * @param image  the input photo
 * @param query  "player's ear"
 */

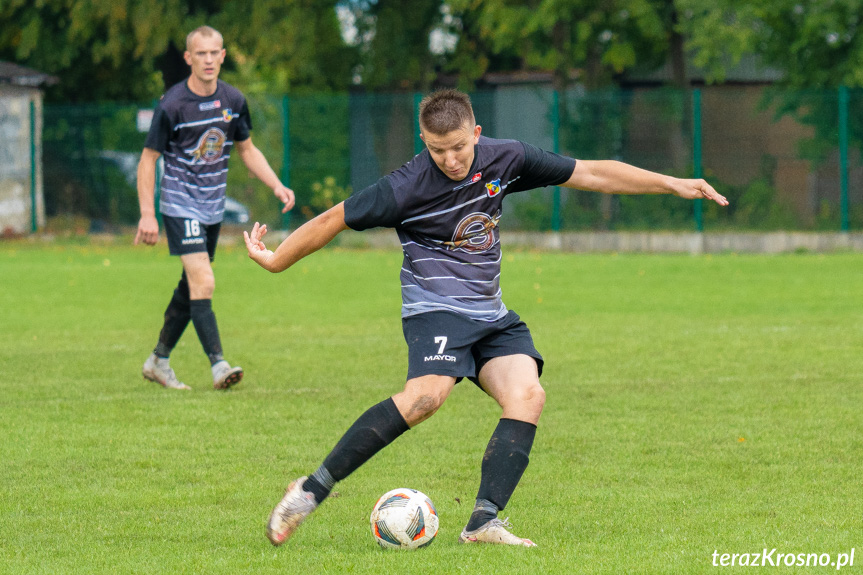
xmin=183 ymin=51 xmax=192 ymax=66
xmin=473 ymin=124 xmax=482 ymax=142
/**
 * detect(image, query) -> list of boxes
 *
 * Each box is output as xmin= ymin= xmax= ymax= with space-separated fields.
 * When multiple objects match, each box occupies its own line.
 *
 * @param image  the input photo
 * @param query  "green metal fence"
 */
xmin=40 ymin=87 xmax=863 ymax=232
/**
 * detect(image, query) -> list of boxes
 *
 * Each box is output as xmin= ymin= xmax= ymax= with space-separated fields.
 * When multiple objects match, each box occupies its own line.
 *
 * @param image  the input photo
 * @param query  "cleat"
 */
xmin=457 ymin=517 xmax=536 ymax=547
xmin=142 ymin=353 xmax=191 ymax=390
xmin=266 ymin=476 xmax=318 ymax=546
xmin=212 ymin=360 xmax=243 ymax=390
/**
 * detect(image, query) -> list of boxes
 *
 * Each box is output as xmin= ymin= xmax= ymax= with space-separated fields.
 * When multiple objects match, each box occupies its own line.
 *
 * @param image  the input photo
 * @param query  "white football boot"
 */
xmin=458 ymin=517 xmax=536 ymax=547
xmin=266 ymin=476 xmax=318 ymax=546
xmin=212 ymin=360 xmax=243 ymax=390
xmin=142 ymin=353 xmax=190 ymax=390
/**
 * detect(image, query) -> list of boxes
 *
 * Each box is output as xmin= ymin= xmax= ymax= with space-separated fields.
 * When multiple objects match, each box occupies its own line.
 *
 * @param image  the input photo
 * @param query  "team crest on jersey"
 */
xmin=485 ymin=179 xmax=502 ymax=197
xmin=198 ymin=99 xmax=221 ymax=111
xmin=222 ymin=109 xmax=234 ymax=122
xmin=444 ymin=210 xmax=502 ymax=253
xmin=185 ymin=127 xmax=227 ymax=164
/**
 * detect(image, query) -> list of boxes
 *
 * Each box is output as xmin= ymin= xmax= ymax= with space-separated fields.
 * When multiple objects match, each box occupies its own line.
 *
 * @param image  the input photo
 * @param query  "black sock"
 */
xmin=154 ymin=275 xmax=191 ymax=358
xmin=190 ymin=299 xmax=223 ymax=365
xmin=465 ymin=418 xmax=537 ymax=531
xmin=303 ymin=398 xmax=409 ymax=504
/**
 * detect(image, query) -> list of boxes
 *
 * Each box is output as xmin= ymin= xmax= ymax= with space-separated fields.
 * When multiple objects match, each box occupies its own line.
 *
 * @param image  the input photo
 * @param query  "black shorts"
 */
xmin=163 ymin=215 xmax=221 ymax=259
xmin=402 ymin=310 xmax=543 ymax=385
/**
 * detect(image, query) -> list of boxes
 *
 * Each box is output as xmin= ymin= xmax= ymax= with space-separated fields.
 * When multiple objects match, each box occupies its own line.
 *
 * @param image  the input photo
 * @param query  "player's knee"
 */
xmin=188 ymin=277 xmax=215 ymax=299
xmin=522 ymin=382 xmax=546 ymax=413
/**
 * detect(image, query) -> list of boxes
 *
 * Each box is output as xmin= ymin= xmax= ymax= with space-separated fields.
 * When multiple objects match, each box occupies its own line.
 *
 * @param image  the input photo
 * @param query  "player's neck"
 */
xmin=186 ymin=76 xmax=218 ymax=97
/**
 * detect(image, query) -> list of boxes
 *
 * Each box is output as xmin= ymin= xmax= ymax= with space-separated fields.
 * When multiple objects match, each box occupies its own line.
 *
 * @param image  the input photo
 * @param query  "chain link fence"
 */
xmin=39 ymin=87 xmax=863 ymax=233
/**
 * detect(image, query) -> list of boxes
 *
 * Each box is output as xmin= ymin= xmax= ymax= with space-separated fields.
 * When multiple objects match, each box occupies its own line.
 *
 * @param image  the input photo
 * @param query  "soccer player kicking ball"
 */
xmin=244 ymin=89 xmax=728 ymax=546
xmin=135 ymin=26 xmax=294 ymax=391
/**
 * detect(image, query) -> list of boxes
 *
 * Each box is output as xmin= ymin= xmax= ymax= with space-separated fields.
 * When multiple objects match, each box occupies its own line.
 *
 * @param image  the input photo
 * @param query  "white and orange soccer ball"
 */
xmin=369 ymin=488 xmax=439 ymax=549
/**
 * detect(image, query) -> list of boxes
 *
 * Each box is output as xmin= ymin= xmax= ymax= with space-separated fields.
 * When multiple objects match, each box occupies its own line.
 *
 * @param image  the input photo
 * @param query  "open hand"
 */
xmin=243 ymin=222 xmax=274 ymax=268
xmin=672 ymin=178 xmax=729 ymax=206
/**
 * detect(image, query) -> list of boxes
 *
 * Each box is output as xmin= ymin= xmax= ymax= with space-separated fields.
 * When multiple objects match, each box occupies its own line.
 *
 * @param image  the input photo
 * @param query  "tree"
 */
xmin=447 ymin=0 xmax=676 ymax=91
xmin=0 ymin=0 xmax=355 ymax=102
xmin=676 ymin=0 xmax=863 ymax=88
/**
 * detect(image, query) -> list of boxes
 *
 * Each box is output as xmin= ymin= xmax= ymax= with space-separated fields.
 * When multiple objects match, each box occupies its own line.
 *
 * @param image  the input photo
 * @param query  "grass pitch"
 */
xmin=0 ymin=239 xmax=861 ymax=574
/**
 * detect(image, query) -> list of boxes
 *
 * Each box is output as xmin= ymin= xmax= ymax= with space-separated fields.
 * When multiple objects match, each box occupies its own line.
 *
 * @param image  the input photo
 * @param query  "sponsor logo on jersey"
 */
xmin=185 ymin=127 xmax=227 ymax=164
xmin=424 ymin=354 xmax=457 ymax=362
xmin=485 ymin=178 xmax=502 ymax=197
xmin=222 ymin=109 xmax=234 ymax=122
xmin=198 ymin=99 xmax=221 ymax=111
xmin=444 ymin=209 xmax=502 ymax=253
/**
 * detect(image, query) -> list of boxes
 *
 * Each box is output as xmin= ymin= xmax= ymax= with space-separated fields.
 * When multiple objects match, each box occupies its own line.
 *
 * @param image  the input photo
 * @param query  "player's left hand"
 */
xmin=243 ymin=222 xmax=275 ymax=268
xmin=671 ymin=178 xmax=729 ymax=206
xmin=274 ymin=184 xmax=296 ymax=213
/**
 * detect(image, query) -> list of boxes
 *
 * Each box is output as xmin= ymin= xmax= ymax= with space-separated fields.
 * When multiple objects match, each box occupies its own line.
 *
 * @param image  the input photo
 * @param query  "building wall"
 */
xmin=0 ymin=85 xmax=44 ymax=235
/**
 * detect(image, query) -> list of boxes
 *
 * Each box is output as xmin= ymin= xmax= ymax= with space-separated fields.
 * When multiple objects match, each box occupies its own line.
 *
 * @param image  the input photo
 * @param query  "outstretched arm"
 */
xmin=235 ymin=137 xmax=296 ymax=213
xmin=244 ymin=202 xmax=350 ymax=273
xmin=564 ymin=160 xmax=729 ymax=206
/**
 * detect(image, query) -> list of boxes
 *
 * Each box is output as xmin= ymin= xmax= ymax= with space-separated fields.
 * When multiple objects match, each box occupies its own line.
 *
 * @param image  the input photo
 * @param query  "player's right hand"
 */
xmin=135 ymin=215 xmax=159 ymax=245
xmin=244 ymin=222 xmax=275 ymax=268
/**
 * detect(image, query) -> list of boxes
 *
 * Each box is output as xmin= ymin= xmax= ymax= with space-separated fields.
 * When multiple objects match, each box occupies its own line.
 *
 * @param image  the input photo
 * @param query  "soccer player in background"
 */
xmin=245 ymin=89 xmax=728 ymax=546
xmin=135 ymin=26 xmax=295 ymax=390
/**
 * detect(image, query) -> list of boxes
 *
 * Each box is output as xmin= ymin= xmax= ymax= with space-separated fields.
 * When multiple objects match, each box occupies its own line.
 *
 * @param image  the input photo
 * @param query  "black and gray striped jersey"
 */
xmin=144 ymin=79 xmax=252 ymax=225
xmin=344 ymin=136 xmax=575 ymax=321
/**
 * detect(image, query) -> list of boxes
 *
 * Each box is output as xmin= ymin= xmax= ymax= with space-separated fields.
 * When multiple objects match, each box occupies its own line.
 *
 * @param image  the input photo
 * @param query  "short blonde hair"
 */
xmin=186 ymin=26 xmax=223 ymax=52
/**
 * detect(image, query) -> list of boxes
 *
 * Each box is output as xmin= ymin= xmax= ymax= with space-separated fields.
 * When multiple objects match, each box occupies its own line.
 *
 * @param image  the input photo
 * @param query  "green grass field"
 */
xmin=1 ymin=240 xmax=861 ymax=574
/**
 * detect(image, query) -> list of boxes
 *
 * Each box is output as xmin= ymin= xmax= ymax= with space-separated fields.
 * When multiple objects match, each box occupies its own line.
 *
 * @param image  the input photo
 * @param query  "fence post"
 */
xmin=29 ymin=99 xmax=37 ymax=233
xmin=692 ymin=88 xmax=703 ymax=232
xmin=839 ymin=85 xmax=849 ymax=232
xmin=413 ymin=92 xmax=423 ymax=155
xmin=551 ymin=90 xmax=561 ymax=232
xmin=281 ymin=95 xmax=291 ymax=230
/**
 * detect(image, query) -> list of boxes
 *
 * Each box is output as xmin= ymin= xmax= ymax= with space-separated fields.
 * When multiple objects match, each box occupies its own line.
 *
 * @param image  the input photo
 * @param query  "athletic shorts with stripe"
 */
xmin=402 ymin=310 xmax=544 ymax=385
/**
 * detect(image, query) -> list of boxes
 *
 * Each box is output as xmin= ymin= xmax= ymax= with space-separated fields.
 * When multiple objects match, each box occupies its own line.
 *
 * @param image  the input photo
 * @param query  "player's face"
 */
xmin=184 ymin=33 xmax=225 ymax=85
xmin=421 ymin=122 xmax=482 ymax=181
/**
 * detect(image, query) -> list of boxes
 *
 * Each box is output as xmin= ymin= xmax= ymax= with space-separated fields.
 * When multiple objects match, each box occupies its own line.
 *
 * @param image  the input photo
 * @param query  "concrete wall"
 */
xmin=0 ymin=86 xmax=44 ymax=235
xmin=321 ymin=229 xmax=863 ymax=254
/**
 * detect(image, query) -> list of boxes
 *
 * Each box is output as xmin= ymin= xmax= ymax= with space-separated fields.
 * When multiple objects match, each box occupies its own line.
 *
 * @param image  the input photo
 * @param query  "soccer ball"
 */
xmin=370 ymin=488 xmax=439 ymax=549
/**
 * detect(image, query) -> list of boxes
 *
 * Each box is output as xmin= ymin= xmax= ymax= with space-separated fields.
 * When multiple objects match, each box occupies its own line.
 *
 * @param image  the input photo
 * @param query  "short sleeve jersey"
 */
xmin=344 ymin=136 xmax=575 ymax=321
xmin=144 ymin=79 xmax=252 ymax=225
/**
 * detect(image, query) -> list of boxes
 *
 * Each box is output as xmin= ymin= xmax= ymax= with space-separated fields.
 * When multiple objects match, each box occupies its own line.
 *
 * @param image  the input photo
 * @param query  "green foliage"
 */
xmin=677 ymin=0 xmax=863 ymax=88
xmin=0 ymin=0 xmax=355 ymax=102
xmin=305 ymin=176 xmax=352 ymax=220
xmin=702 ymin=176 xmax=802 ymax=230
xmin=447 ymin=0 xmax=673 ymax=88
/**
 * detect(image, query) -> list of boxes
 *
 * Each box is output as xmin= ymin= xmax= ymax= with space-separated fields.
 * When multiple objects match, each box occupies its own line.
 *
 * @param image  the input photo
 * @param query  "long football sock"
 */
xmin=190 ymin=299 xmax=224 ymax=365
xmin=153 ymin=275 xmax=191 ymax=358
xmin=303 ymin=398 xmax=409 ymax=504
xmin=465 ymin=418 xmax=537 ymax=531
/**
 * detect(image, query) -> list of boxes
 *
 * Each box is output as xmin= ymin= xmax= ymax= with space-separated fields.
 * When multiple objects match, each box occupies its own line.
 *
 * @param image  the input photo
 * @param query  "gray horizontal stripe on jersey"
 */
xmin=174 ymin=117 xmax=231 ymax=131
xmin=160 ymin=203 xmax=224 ymax=225
xmin=400 ymin=193 xmax=487 ymax=225
xmin=161 ymin=190 xmax=226 ymax=204
xmin=166 ymin=164 xmax=229 ymax=178
xmin=163 ymin=176 xmax=227 ymax=192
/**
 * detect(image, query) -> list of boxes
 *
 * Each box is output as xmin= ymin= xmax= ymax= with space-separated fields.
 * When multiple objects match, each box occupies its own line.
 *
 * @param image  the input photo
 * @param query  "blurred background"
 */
xmin=2 ymin=0 xmax=863 ymax=235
